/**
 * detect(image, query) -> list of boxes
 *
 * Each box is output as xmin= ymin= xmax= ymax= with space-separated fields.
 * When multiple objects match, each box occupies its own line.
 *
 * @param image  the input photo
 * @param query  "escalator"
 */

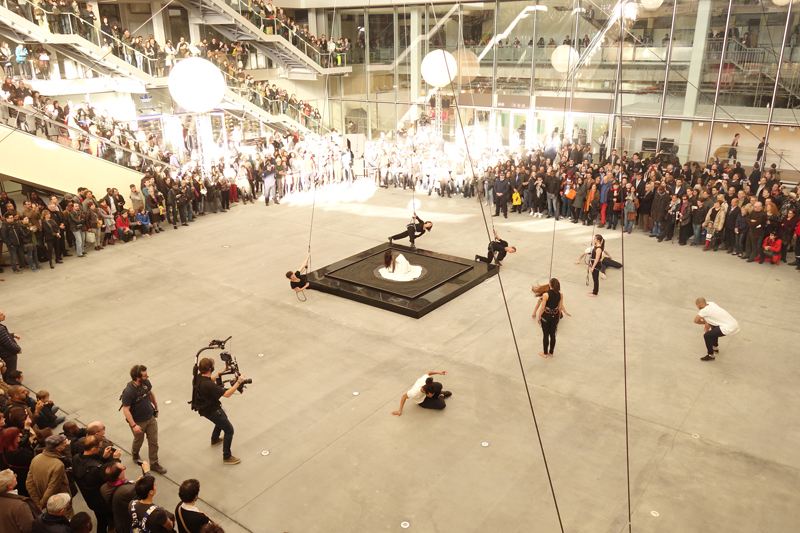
xmin=0 ymin=122 xmax=151 ymax=197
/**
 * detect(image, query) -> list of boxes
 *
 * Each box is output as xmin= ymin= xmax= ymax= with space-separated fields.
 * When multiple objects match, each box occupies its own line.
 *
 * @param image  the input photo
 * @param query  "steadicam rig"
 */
xmin=191 ymin=336 xmax=252 ymax=400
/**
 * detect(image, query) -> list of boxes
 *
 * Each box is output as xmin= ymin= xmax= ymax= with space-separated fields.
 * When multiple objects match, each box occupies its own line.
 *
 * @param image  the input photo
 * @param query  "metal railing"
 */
xmin=221 ymin=0 xmax=349 ymax=68
xmin=0 ymin=97 xmax=179 ymax=172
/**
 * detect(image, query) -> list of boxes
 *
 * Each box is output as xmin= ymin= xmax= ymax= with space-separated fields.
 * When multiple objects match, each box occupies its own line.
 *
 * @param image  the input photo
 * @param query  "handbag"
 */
xmin=85 ymin=231 xmax=96 ymax=244
xmin=158 ymin=206 xmax=166 ymax=215
xmin=566 ymin=189 xmax=576 ymax=200
xmin=613 ymin=202 xmax=623 ymax=211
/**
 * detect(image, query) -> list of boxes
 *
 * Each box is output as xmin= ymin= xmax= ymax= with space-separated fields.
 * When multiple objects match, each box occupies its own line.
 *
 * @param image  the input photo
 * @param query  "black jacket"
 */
xmin=32 ymin=511 xmax=71 ymax=533
xmin=72 ymin=452 xmax=117 ymax=511
xmin=0 ymin=220 xmax=22 ymax=246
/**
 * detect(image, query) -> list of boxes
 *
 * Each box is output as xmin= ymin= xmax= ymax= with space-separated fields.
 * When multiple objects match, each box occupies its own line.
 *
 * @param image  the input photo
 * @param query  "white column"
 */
xmin=679 ymin=0 xmax=712 ymax=160
xmin=151 ymin=2 xmax=167 ymax=44
xmin=410 ymin=7 xmax=422 ymax=109
xmin=308 ymin=9 xmax=318 ymax=36
xmin=188 ymin=20 xmax=202 ymax=45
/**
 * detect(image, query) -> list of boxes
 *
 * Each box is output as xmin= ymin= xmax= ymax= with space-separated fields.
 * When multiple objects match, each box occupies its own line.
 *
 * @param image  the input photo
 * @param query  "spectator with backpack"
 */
xmin=130 ymin=475 xmax=174 ymax=532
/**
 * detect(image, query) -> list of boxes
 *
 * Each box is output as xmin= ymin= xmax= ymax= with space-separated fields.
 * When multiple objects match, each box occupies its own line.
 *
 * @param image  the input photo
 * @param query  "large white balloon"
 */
xmin=551 ymin=45 xmax=579 ymax=74
xmin=772 ymin=0 xmax=800 ymax=5
xmin=421 ymin=50 xmax=458 ymax=88
xmin=456 ymin=49 xmax=480 ymax=85
xmin=641 ymin=0 xmax=663 ymax=10
xmin=168 ymin=58 xmax=226 ymax=113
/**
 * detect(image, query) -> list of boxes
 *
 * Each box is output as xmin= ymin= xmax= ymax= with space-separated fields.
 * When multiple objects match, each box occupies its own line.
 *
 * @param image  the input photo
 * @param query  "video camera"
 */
xmin=217 ymin=350 xmax=252 ymax=393
xmin=191 ymin=336 xmax=253 ymax=409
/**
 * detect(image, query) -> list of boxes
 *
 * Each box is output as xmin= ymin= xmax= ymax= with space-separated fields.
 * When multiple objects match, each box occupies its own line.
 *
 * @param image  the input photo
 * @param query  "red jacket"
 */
xmin=763 ymin=236 xmax=781 ymax=252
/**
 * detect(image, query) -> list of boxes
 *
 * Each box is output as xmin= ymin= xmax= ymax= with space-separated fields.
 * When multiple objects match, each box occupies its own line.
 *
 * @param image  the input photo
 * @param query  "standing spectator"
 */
xmin=26 ymin=435 xmax=72 ymax=519
xmin=745 ymin=202 xmax=767 ymax=262
xmin=175 ymin=479 xmax=212 ymax=533
xmin=121 ymin=366 xmax=167 ymax=475
xmin=70 ymin=512 xmax=93 ymax=533
xmin=129 ymin=476 xmax=174 ymax=532
xmin=15 ymin=44 xmax=29 ymax=79
xmin=101 ymin=461 xmax=150 ymax=533
xmin=0 ymin=468 xmax=41 ymax=533
xmin=67 ymin=202 xmax=87 ymax=258
xmin=72 ymin=435 xmax=121 ymax=533
xmin=0 ymin=310 xmax=22 ymax=378
xmin=31 ymin=492 xmax=71 ymax=533
xmin=1 ymin=213 xmax=26 ymax=273
xmin=0 ymin=425 xmax=35 ymax=496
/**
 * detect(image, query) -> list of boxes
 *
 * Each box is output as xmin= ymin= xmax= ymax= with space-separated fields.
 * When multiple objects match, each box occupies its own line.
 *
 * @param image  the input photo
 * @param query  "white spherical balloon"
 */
xmin=421 ymin=50 xmax=458 ymax=88
xmin=456 ymin=49 xmax=480 ymax=85
xmin=551 ymin=45 xmax=579 ymax=74
xmin=772 ymin=0 xmax=800 ymax=5
xmin=168 ymin=58 xmax=226 ymax=113
xmin=641 ymin=0 xmax=663 ymax=10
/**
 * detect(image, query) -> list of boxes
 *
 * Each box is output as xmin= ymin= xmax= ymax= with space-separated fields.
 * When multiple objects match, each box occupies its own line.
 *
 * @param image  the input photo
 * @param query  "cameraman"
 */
xmin=193 ymin=358 xmax=246 ymax=466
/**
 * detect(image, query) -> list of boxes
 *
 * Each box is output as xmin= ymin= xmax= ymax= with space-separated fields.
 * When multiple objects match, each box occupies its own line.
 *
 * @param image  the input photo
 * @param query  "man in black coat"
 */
xmin=493 ymin=174 xmax=510 ymax=218
xmin=723 ymin=197 xmax=741 ymax=253
xmin=72 ymin=436 xmax=121 ymax=533
xmin=0 ymin=309 xmax=22 ymax=378
xmin=32 ymin=493 xmax=72 ymax=533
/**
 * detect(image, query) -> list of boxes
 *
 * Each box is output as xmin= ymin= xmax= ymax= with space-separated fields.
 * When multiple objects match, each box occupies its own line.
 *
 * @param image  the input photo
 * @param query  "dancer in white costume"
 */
xmin=379 ymin=249 xmax=422 ymax=281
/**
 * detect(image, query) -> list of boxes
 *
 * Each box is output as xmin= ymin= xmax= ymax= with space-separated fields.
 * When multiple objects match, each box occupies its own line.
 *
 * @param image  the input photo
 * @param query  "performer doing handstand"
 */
xmin=475 ymin=229 xmax=516 ymax=266
xmin=286 ymin=251 xmax=311 ymax=293
xmin=388 ymin=212 xmax=432 ymax=248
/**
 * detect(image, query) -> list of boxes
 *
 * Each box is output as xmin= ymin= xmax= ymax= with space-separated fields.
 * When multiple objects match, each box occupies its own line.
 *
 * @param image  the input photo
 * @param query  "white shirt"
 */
xmin=699 ymin=302 xmax=740 ymax=336
xmin=407 ymin=374 xmax=430 ymax=404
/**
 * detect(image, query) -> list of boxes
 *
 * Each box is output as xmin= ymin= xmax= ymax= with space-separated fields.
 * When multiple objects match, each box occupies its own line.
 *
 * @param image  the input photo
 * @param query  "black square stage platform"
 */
xmin=307 ymin=243 xmax=498 ymax=318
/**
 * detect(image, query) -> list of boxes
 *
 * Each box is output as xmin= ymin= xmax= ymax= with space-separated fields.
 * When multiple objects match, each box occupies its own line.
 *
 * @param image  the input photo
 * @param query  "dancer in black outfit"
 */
xmin=533 ymin=279 xmax=570 ymax=358
xmin=475 ymin=228 xmax=516 ymax=266
xmin=286 ymin=251 xmax=311 ymax=292
xmin=588 ymin=234 xmax=604 ymax=297
xmin=388 ymin=213 xmax=432 ymax=248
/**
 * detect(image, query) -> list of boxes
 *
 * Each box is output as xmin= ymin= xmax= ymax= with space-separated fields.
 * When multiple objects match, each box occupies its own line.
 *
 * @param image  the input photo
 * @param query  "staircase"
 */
xmin=0 ymin=3 xmax=323 ymax=136
xmin=175 ymin=0 xmax=351 ymax=79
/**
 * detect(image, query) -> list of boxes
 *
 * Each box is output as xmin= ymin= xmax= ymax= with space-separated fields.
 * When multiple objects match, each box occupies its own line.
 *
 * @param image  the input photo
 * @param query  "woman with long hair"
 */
xmin=0 ymin=426 xmax=35 ymax=496
xmin=532 ymin=278 xmax=570 ymax=358
xmin=588 ymin=234 xmax=604 ymax=297
xmin=379 ymin=249 xmax=422 ymax=281
xmin=391 ymin=370 xmax=451 ymax=416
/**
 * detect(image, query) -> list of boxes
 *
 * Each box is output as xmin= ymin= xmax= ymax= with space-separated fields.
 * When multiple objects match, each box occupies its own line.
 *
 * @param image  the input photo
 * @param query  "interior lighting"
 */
xmin=551 ymin=45 xmax=579 ymax=74
xmin=168 ymin=57 xmax=226 ymax=112
xmin=641 ymin=0 xmax=664 ymax=10
xmin=421 ymin=50 xmax=457 ymax=88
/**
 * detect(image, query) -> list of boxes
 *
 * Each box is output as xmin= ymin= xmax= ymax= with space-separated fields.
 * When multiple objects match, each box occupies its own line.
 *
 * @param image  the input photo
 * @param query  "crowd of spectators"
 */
xmin=0 ymin=125 xmax=356 ymax=276
xmin=0 ymin=350 xmax=226 ymax=533
xmin=365 ymin=127 xmax=800 ymax=270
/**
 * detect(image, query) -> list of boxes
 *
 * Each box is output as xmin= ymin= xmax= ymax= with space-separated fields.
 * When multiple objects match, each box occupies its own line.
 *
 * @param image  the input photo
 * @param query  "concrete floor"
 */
xmin=3 ymin=180 xmax=799 ymax=533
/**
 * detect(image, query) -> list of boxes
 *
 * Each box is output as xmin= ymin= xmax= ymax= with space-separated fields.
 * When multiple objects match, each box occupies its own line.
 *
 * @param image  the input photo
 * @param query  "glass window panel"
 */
xmin=765 ymin=1 xmax=799 ymax=127
xmin=397 ymin=6 xmax=426 ymax=105
xmin=340 ymin=9 xmax=366 ymax=66
xmin=660 ymin=119 xmax=711 ymax=167
xmin=617 ymin=2 xmax=672 ymax=115
xmin=367 ymin=8 xmax=395 ymax=65
xmin=494 ymin=0 xmax=534 ymax=101
xmin=344 ymin=102 xmax=368 ymax=137
xmin=458 ymin=3 xmax=494 ymax=107
xmin=371 ymin=102 xmax=397 ymax=141
xmin=663 ymin=0 xmax=705 ymax=118
xmin=709 ymin=122 xmax=768 ymax=176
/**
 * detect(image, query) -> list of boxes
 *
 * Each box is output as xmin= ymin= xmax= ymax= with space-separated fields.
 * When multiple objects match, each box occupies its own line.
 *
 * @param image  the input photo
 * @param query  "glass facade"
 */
xmin=325 ymin=0 xmax=800 ymax=173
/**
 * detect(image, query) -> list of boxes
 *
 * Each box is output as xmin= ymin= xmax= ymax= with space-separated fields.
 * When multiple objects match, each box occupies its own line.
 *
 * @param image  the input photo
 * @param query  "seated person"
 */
xmin=755 ymin=230 xmax=781 ymax=265
xmin=35 ymin=390 xmax=65 ymax=429
xmin=379 ymin=249 xmax=422 ymax=281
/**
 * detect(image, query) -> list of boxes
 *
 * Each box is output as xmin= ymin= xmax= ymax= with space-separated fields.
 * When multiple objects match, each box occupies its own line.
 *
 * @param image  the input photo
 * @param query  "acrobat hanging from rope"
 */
xmin=286 ymin=251 xmax=311 ymax=299
xmin=475 ymin=229 xmax=516 ymax=266
xmin=388 ymin=212 xmax=432 ymax=249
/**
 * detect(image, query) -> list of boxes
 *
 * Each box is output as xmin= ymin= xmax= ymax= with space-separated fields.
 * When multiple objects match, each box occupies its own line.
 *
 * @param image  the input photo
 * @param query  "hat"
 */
xmin=45 ymin=434 xmax=67 ymax=450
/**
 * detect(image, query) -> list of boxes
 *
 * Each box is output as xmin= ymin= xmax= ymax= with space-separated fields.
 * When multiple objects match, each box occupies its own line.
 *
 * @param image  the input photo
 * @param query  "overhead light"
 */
xmin=722 ymin=123 xmax=728 ymax=128
xmin=744 ymin=124 xmax=750 ymax=129
xmin=774 ymin=126 xmax=780 ymax=131
xmin=790 ymin=127 xmax=796 ymax=132
xmin=699 ymin=122 xmax=704 ymax=126
xmin=663 ymin=120 xmax=669 ymax=124
xmin=533 ymin=5 xmax=548 ymax=10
